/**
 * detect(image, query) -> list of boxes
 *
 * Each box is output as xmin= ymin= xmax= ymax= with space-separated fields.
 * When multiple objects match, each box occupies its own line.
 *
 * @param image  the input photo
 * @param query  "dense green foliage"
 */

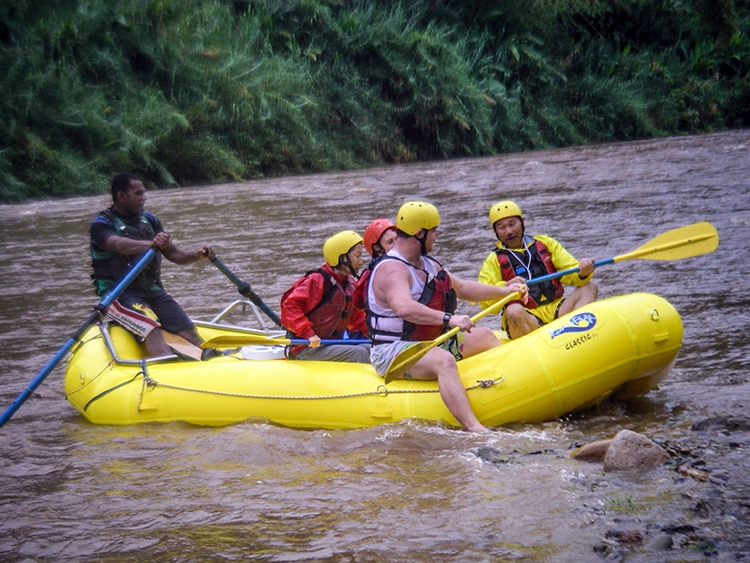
xmin=1 ymin=0 xmax=748 ymax=201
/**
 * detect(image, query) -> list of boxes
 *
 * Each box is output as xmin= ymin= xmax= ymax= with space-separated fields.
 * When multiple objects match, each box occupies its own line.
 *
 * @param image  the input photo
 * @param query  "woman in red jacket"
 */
xmin=280 ymin=230 xmax=370 ymax=363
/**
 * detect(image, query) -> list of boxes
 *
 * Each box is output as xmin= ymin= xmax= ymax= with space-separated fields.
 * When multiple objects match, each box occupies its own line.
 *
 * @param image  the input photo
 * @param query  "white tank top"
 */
xmin=367 ymin=250 xmax=439 ymax=342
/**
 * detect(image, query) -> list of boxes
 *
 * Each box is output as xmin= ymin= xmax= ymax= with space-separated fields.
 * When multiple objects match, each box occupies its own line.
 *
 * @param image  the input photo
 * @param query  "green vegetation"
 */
xmin=1 ymin=0 xmax=749 ymax=202
xmin=604 ymin=495 xmax=636 ymax=511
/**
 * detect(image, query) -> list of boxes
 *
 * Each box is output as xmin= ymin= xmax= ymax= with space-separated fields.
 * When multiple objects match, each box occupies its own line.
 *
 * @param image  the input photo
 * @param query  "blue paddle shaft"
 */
xmin=0 ymin=249 xmax=157 ymax=427
xmin=290 ymin=339 xmax=370 ymax=345
xmin=211 ymin=257 xmax=283 ymax=327
xmin=526 ymin=258 xmax=613 ymax=286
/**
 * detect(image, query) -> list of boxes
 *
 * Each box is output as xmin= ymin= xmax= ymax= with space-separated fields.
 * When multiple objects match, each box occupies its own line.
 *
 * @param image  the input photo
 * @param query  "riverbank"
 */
xmin=477 ymin=414 xmax=750 ymax=559
xmin=2 ymin=0 xmax=749 ymax=202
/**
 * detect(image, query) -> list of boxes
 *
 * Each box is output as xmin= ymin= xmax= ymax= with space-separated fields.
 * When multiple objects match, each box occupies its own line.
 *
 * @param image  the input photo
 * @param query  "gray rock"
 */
xmin=649 ymin=533 xmax=674 ymax=550
xmin=603 ymin=429 xmax=670 ymax=471
xmin=691 ymin=415 xmax=750 ymax=433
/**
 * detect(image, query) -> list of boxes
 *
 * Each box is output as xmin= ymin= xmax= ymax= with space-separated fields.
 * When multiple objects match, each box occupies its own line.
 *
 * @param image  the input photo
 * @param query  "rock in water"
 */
xmin=571 ymin=439 xmax=613 ymax=461
xmin=603 ymin=429 xmax=670 ymax=471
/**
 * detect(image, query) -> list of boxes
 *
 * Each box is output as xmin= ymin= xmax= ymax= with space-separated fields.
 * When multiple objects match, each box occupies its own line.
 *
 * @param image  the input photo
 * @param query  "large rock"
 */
xmin=603 ymin=429 xmax=670 ymax=471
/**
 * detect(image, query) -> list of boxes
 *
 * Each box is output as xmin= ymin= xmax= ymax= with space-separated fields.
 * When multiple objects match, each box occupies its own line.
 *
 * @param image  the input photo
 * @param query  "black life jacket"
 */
xmin=90 ymin=208 xmax=162 ymax=295
xmin=495 ymin=237 xmax=564 ymax=308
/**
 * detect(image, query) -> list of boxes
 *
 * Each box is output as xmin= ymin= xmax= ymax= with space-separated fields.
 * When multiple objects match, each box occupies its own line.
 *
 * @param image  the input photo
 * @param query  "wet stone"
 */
xmin=474 ymin=447 xmax=513 ymax=464
xmin=571 ymin=439 xmax=613 ymax=461
xmin=708 ymin=470 xmax=731 ymax=485
xmin=648 ymin=533 xmax=674 ymax=551
xmin=603 ymin=429 xmax=671 ymax=471
xmin=662 ymin=523 xmax=696 ymax=534
xmin=692 ymin=416 xmax=750 ymax=433
xmin=697 ymin=538 xmax=720 ymax=556
xmin=605 ymin=529 xmax=644 ymax=544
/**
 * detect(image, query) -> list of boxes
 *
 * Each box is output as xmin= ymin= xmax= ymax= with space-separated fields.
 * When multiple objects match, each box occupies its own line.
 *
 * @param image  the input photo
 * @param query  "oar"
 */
xmin=0 ymin=249 xmax=157 ymax=427
xmin=162 ymin=331 xmax=203 ymax=361
xmin=210 ymin=256 xmax=282 ymax=327
xmin=527 ymin=221 xmax=719 ymax=287
xmin=384 ymin=292 xmax=520 ymax=383
xmin=201 ymin=334 xmax=371 ymax=348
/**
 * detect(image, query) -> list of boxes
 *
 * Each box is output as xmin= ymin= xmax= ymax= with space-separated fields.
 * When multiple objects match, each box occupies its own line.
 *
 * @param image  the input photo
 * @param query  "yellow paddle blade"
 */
xmin=200 ymin=333 xmax=289 ymax=348
xmin=162 ymin=331 xmax=203 ymax=360
xmin=383 ymin=291 xmax=520 ymax=383
xmin=383 ymin=342 xmax=432 ymax=382
xmin=614 ymin=222 xmax=718 ymax=263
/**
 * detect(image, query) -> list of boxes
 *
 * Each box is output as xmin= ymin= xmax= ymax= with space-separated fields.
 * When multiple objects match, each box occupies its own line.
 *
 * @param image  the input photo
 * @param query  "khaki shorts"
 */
xmin=370 ymin=334 xmax=465 ymax=379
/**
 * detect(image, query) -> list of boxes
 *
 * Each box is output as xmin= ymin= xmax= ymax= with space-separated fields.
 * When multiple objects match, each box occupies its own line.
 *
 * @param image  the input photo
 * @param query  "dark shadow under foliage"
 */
xmin=1 ymin=0 xmax=749 ymax=202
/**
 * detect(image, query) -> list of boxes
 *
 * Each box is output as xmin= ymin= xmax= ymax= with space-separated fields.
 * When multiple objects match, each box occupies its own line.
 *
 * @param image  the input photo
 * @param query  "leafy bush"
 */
xmin=1 ymin=0 xmax=748 ymax=201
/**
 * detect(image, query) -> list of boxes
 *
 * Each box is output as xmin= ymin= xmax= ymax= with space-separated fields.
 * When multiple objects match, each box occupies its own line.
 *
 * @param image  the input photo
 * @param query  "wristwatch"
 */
xmin=442 ymin=312 xmax=453 ymax=328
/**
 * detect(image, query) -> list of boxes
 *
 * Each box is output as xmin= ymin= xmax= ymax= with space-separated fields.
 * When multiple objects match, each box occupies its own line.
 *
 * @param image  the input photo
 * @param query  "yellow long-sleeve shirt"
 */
xmin=477 ymin=234 xmax=592 ymax=310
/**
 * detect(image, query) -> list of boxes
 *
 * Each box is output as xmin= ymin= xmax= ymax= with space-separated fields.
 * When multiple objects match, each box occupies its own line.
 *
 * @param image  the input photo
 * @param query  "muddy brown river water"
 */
xmin=1 ymin=130 xmax=749 ymax=562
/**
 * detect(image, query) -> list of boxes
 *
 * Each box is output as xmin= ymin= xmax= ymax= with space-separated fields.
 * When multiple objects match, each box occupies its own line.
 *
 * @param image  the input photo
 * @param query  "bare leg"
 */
xmin=460 ymin=327 xmax=501 ymax=358
xmin=175 ymin=327 xmax=204 ymax=348
xmin=410 ymin=347 xmax=487 ymax=432
xmin=143 ymin=328 xmax=173 ymax=357
xmin=505 ymin=303 xmax=540 ymax=340
xmin=557 ymin=281 xmax=598 ymax=317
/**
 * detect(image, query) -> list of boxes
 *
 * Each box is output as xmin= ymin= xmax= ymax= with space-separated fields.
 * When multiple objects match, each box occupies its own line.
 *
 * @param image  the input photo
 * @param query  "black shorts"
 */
xmin=118 ymin=289 xmax=195 ymax=334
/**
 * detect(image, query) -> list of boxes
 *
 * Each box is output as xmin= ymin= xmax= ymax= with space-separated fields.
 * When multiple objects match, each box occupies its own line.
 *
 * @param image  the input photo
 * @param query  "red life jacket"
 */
xmin=281 ymin=268 xmax=355 ymax=356
xmin=352 ymin=267 xmax=371 ymax=311
xmin=367 ymin=255 xmax=457 ymax=342
xmin=495 ymin=237 xmax=564 ymax=308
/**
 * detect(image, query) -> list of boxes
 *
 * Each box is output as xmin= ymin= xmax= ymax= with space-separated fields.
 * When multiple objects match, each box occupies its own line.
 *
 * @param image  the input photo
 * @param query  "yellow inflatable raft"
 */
xmin=64 ymin=292 xmax=682 ymax=429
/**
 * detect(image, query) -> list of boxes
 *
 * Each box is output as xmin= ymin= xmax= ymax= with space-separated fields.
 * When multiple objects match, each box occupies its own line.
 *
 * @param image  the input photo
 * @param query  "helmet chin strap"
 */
xmin=415 ymin=231 xmax=429 ymax=256
xmin=338 ymin=254 xmax=358 ymax=278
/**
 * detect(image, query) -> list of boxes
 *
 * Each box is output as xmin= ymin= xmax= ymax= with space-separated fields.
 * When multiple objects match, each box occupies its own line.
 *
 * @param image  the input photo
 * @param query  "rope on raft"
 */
xmin=138 ymin=375 xmax=505 ymax=401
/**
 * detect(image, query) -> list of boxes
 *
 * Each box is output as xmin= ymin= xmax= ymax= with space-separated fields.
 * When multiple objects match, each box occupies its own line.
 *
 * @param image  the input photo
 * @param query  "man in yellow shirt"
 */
xmin=478 ymin=201 xmax=598 ymax=339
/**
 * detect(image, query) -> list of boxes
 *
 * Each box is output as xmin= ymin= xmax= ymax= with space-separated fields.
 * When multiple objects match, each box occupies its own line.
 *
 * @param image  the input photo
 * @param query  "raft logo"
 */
xmin=549 ymin=312 xmax=597 ymax=339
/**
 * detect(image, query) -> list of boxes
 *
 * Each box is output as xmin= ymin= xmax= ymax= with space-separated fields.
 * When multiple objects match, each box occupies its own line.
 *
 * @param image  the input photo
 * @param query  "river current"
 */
xmin=1 ymin=130 xmax=749 ymax=562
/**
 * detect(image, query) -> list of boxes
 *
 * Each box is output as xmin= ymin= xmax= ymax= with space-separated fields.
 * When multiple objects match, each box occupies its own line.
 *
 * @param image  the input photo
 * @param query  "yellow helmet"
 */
xmin=489 ymin=200 xmax=523 ymax=227
xmin=397 ymin=201 xmax=440 ymax=236
xmin=323 ymin=230 xmax=363 ymax=267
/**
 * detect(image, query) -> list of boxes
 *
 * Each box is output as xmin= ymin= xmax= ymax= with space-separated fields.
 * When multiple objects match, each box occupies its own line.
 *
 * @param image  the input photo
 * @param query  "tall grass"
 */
xmin=1 ymin=0 xmax=748 ymax=202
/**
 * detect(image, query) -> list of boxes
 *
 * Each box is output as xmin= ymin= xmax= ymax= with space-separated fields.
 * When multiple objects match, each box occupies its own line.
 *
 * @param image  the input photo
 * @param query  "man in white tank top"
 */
xmin=368 ymin=202 xmax=527 ymax=432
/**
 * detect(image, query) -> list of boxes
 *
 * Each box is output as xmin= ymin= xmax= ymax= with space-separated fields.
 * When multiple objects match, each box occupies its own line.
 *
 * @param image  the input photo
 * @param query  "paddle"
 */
xmin=201 ymin=334 xmax=371 ymax=348
xmin=162 ymin=331 xmax=204 ymax=361
xmin=383 ymin=292 xmax=521 ymax=383
xmin=210 ymin=256 xmax=282 ymax=327
xmin=0 ymin=249 xmax=157 ymax=427
xmin=526 ymin=221 xmax=719 ymax=287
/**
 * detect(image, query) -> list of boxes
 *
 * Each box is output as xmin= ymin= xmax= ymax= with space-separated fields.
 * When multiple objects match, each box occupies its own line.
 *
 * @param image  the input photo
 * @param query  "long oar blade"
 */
xmin=614 ymin=221 xmax=719 ymax=262
xmin=162 ymin=331 xmax=203 ymax=361
xmin=382 ymin=341 xmax=433 ymax=382
xmin=201 ymin=334 xmax=371 ymax=348
xmin=0 ymin=249 xmax=157 ymax=427
xmin=202 ymin=333 xmax=290 ymax=347
xmin=384 ymin=292 xmax=520 ymax=383
xmin=527 ymin=221 xmax=719 ymax=287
